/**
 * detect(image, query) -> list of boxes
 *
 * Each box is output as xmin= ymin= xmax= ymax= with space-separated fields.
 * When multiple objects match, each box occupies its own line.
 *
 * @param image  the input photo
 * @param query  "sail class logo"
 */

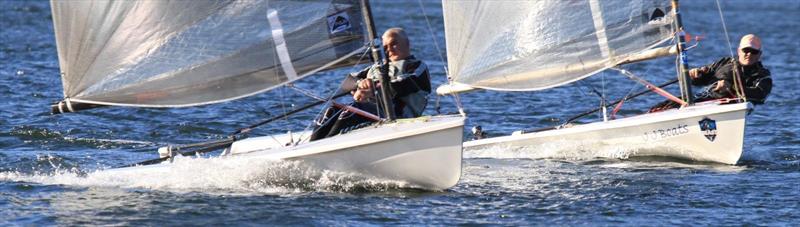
xmin=698 ymin=117 xmax=717 ymax=142
xmin=327 ymin=12 xmax=351 ymax=34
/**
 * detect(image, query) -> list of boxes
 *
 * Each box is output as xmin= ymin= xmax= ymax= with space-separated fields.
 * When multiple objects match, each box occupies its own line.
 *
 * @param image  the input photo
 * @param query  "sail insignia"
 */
xmin=650 ymin=8 xmax=666 ymax=21
xmin=328 ymin=11 xmax=351 ymax=34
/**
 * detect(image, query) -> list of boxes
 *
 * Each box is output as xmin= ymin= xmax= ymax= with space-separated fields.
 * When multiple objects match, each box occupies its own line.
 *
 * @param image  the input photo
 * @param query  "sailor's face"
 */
xmin=738 ymin=47 xmax=761 ymax=66
xmin=383 ymin=34 xmax=409 ymax=62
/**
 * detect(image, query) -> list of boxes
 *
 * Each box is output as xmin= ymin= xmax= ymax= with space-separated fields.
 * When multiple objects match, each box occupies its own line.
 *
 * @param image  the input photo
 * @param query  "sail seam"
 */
xmin=589 ymin=0 xmax=612 ymax=59
xmin=267 ymin=9 xmax=299 ymax=81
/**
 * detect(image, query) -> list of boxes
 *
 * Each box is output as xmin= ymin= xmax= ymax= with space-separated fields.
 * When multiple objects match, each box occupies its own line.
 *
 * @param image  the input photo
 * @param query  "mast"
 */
xmin=359 ymin=0 xmax=395 ymax=121
xmin=672 ymin=0 xmax=694 ymax=105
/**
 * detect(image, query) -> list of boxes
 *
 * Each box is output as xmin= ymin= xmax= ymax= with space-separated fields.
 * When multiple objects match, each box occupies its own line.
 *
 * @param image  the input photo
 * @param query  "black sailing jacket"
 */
xmin=692 ymin=57 xmax=772 ymax=104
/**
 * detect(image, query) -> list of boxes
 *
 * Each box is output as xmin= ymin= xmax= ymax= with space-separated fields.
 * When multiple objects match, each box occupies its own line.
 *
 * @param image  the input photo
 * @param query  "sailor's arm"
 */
xmin=389 ymin=61 xmax=431 ymax=97
xmin=690 ymin=57 xmax=730 ymax=86
xmin=743 ymin=70 xmax=772 ymax=104
xmin=350 ymin=66 xmax=371 ymax=79
xmin=350 ymin=66 xmax=374 ymax=102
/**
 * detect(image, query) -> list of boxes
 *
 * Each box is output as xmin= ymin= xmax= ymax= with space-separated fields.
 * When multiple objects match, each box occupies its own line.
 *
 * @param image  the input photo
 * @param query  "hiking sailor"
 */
xmin=311 ymin=27 xmax=431 ymax=140
xmin=650 ymin=34 xmax=772 ymax=112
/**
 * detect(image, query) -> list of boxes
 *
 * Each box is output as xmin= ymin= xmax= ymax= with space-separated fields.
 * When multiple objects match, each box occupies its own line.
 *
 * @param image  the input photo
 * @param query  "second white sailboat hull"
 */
xmin=465 ymin=102 xmax=750 ymax=164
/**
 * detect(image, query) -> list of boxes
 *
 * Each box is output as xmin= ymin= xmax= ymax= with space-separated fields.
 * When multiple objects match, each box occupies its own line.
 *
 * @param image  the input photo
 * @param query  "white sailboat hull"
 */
xmin=466 ymin=102 xmax=750 ymax=164
xmin=108 ymin=115 xmax=465 ymax=190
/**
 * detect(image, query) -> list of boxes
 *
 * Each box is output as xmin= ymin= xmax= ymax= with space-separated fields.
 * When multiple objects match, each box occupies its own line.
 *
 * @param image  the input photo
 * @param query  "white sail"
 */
xmin=442 ymin=0 xmax=675 ymax=91
xmin=51 ymin=0 xmax=368 ymax=107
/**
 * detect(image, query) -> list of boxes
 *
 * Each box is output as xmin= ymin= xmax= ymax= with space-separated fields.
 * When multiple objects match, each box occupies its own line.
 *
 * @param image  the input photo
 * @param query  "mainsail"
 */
xmin=50 ymin=0 xmax=368 ymax=109
xmin=442 ymin=0 xmax=675 ymax=91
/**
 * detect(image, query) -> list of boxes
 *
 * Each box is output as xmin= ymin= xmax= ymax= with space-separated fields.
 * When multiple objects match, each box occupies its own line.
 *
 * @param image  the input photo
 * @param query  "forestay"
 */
xmin=51 ymin=0 xmax=368 ymax=107
xmin=442 ymin=0 xmax=675 ymax=91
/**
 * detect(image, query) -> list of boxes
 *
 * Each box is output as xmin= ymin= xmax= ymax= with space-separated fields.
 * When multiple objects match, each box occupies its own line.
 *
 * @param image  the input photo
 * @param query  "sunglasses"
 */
xmin=741 ymin=48 xmax=761 ymax=55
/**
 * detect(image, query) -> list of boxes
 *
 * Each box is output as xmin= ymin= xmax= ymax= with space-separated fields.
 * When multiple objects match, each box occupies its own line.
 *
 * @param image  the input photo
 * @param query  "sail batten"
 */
xmin=442 ymin=0 xmax=675 ymax=91
xmin=51 ymin=0 xmax=369 ymax=108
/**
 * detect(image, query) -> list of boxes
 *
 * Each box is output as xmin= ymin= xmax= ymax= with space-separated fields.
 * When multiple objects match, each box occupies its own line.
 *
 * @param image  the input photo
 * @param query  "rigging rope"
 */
xmin=715 ymin=0 xmax=736 ymax=64
xmin=264 ymin=7 xmax=302 ymax=137
xmin=611 ymin=67 xmax=649 ymax=119
xmin=576 ymin=80 xmax=611 ymax=105
xmin=288 ymin=84 xmax=381 ymax=121
xmin=416 ymin=0 xmax=447 ymax=71
xmin=270 ymin=27 xmax=290 ymax=132
xmin=613 ymin=67 xmax=687 ymax=106
xmin=415 ymin=0 xmax=466 ymax=116
xmin=601 ymin=68 xmax=608 ymax=121
xmin=301 ymin=46 xmax=373 ymax=135
xmin=715 ymin=0 xmax=747 ymax=102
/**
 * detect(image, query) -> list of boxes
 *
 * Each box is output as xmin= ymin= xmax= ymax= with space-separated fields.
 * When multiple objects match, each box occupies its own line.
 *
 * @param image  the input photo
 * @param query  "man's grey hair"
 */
xmin=383 ymin=27 xmax=409 ymax=45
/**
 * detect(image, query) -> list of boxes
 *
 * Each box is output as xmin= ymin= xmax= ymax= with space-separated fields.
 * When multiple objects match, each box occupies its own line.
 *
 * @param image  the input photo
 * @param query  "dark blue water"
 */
xmin=2 ymin=0 xmax=799 ymax=225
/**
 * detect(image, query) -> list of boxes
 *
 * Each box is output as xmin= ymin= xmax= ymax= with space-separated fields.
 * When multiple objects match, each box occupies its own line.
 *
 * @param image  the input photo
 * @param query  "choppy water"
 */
xmin=2 ymin=0 xmax=799 ymax=225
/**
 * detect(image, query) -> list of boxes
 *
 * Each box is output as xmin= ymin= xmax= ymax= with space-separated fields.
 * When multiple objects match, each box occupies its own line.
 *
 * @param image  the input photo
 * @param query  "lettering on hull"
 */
xmin=643 ymin=124 xmax=689 ymax=141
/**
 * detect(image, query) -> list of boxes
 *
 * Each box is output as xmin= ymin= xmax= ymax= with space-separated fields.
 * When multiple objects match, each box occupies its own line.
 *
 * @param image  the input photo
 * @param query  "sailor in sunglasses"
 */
xmin=687 ymin=34 xmax=772 ymax=104
xmin=650 ymin=34 xmax=772 ymax=112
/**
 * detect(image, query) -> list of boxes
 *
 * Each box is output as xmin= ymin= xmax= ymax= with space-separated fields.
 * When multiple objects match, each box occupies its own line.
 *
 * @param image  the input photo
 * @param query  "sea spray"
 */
xmin=1 ymin=154 xmax=413 ymax=195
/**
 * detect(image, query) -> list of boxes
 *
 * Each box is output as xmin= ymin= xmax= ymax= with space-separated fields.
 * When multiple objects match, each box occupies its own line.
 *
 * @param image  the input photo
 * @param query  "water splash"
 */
xmin=0 ymin=155 xmax=412 ymax=195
